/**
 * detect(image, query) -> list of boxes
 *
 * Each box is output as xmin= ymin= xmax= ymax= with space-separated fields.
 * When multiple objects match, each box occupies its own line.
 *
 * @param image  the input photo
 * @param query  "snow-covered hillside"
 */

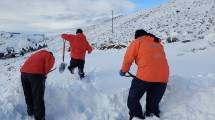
xmin=83 ymin=0 xmax=215 ymax=46
xmin=0 ymin=31 xmax=48 ymax=58
xmin=0 ymin=0 xmax=215 ymax=119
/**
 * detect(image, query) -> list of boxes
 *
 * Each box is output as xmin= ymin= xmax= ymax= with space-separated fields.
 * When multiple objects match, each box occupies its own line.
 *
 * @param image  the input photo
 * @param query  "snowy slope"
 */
xmin=83 ymin=0 xmax=215 ymax=46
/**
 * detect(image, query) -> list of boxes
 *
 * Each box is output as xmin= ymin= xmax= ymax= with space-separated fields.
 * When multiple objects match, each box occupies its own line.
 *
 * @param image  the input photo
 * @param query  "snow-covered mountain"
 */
xmin=44 ymin=0 xmax=215 ymax=52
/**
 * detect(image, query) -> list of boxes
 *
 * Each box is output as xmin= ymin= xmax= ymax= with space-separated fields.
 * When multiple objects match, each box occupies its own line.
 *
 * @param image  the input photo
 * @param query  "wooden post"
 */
xmin=112 ymin=10 xmax=114 ymax=33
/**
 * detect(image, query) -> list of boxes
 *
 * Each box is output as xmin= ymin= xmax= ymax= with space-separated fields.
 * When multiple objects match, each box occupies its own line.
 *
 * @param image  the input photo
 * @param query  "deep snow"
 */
xmin=0 ymin=40 xmax=215 ymax=120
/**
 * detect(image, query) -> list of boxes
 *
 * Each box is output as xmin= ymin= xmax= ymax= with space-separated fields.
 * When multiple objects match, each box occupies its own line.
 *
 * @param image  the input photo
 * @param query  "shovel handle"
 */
xmin=50 ymin=68 xmax=56 ymax=73
xmin=62 ymin=39 xmax=66 ymax=62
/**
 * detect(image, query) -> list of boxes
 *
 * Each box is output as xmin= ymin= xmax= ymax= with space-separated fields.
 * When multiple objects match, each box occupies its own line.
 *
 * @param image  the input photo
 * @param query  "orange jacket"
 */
xmin=121 ymin=36 xmax=169 ymax=83
xmin=61 ymin=33 xmax=92 ymax=60
xmin=20 ymin=50 xmax=55 ymax=75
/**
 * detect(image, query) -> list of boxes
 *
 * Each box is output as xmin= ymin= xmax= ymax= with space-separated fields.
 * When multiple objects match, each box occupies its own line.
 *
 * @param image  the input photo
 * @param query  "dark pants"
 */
xmin=127 ymin=78 xmax=167 ymax=119
xmin=68 ymin=58 xmax=85 ymax=78
xmin=21 ymin=73 xmax=46 ymax=120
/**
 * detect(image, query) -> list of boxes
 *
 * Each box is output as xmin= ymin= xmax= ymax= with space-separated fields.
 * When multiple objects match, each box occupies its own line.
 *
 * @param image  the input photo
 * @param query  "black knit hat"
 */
xmin=76 ymin=29 xmax=83 ymax=34
xmin=49 ymin=51 xmax=53 ymax=56
xmin=135 ymin=29 xmax=148 ymax=39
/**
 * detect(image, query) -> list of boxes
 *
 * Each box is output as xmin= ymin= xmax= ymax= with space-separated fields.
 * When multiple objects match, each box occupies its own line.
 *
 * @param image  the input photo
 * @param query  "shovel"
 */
xmin=125 ymin=72 xmax=136 ymax=78
xmin=59 ymin=39 xmax=67 ymax=73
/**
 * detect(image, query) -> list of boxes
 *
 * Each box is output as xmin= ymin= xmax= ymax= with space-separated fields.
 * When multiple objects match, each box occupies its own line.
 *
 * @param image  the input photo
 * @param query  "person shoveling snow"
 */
xmin=120 ymin=29 xmax=169 ymax=120
xmin=61 ymin=29 xmax=93 ymax=79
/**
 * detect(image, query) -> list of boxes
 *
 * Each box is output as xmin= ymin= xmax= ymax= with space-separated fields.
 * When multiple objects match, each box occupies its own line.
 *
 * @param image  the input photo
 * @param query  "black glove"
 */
xmin=43 ymin=75 xmax=47 ymax=80
xmin=119 ymin=70 xmax=126 ymax=76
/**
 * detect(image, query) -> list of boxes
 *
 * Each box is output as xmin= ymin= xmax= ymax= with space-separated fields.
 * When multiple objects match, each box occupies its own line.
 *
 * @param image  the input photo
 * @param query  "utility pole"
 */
xmin=112 ymin=10 xmax=114 ymax=33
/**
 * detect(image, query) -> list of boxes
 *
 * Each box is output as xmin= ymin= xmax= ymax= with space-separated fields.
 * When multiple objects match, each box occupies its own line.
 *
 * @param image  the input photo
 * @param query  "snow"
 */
xmin=0 ymin=42 xmax=215 ymax=120
xmin=0 ymin=31 xmax=46 ymax=53
xmin=1 ymin=0 xmax=215 ymax=119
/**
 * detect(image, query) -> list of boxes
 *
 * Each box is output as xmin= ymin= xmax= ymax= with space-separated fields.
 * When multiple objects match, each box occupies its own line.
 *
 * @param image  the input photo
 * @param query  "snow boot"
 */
xmin=79 ymin=72 xmax=85 ymax=79
xmin=35 ymin=116 xmax=45 ymax=120
xmin=67 ymin=66 xmax=75 ymax=74
xmin=144 ymin=112 xmax=160 ymax=118
xmin=27 ymin=107 xmax=34 ymax=116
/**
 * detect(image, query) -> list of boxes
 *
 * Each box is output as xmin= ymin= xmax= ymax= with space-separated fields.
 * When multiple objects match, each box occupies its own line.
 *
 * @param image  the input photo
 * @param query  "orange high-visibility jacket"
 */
xmin=61 ymin=33 xmax=92 ymax=60
xmin=20 ymin=50 xmax=55 ymax=75
xmin=121 ymin=36 xmax=169 ymax=83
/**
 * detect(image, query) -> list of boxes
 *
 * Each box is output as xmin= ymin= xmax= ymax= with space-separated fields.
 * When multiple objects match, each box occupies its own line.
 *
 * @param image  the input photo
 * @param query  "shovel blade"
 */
xmin=59 ymin=62 xmax=67 ymax=73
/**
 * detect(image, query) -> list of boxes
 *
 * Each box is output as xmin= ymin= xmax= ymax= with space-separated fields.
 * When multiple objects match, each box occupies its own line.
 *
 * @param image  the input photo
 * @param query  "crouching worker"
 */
xmin=120 ymin=29 xmax=169 ymax=120
xmin=61 ymin=29 xmax=92 ymax=79
xmin=20 ymin=50 xmax=55 ymax=120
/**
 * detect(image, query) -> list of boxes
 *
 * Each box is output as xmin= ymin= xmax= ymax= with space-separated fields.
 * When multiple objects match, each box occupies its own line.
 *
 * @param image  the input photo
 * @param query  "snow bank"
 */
xmin=1 ymin=64 xmax=215 ymax=120
xmin=162 ymin=75 xmax=215 ymax=120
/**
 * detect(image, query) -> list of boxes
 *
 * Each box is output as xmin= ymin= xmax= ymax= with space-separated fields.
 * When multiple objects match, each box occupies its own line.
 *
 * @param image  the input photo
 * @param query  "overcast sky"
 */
xmin=0 ymin=0 xmax=168 ymax=33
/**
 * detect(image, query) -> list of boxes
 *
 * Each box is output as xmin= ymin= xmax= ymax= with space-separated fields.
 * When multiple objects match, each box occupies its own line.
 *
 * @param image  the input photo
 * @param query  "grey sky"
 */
xmin=0 ymin=0 xmax=135 ymax=33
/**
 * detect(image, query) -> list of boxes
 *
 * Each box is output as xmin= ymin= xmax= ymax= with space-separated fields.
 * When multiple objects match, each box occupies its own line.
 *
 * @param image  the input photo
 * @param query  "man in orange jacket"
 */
xmin=61 ymin=29 xmax=92 ymax=79
xmin=20 ymin=50 xmax=55 ymax=120
xmin=120 ymin=29 xmax=169 ymax=120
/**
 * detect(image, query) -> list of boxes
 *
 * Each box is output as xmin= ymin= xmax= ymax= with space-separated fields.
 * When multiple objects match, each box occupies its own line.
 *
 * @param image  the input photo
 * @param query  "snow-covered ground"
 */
xmin=0 ymin=37 xmax=215 ymax=120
